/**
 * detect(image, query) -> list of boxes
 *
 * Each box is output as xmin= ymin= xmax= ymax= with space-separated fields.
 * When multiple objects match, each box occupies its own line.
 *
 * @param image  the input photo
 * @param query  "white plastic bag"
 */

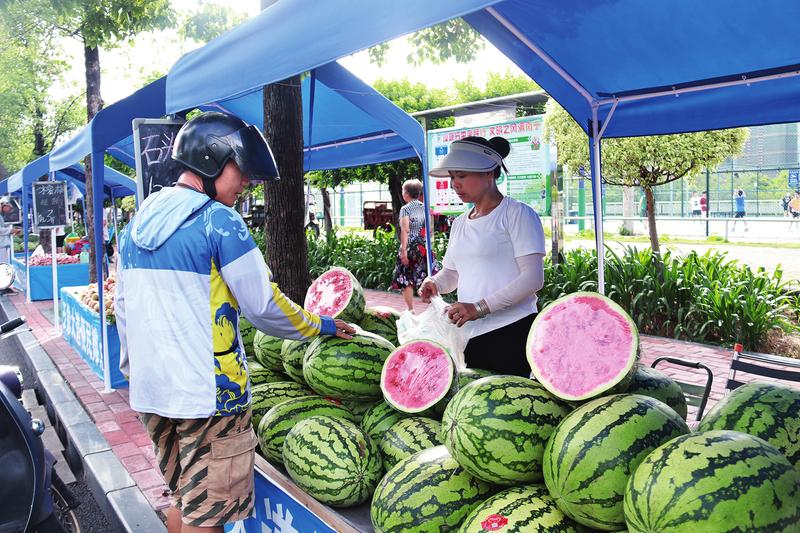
xmin=396 ymin=296 xmax=471 ymax=370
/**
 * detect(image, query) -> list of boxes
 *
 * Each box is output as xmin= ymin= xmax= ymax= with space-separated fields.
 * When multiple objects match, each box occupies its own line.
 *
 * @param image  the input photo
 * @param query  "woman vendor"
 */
xmin=419 ymin=136 xmax=545 ymax=376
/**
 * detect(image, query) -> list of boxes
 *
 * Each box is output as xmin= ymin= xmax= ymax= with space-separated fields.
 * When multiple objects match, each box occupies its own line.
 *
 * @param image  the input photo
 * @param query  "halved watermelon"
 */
xmin=304 ymin=267 xmax=365 ymax=323
xmin=381 ymin=340 xmax=454 ymax=413
xmin=526 ymin=292 xmax=639 ymax=402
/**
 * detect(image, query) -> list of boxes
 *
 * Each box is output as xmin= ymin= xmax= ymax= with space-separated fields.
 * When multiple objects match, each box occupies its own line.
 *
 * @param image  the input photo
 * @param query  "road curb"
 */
xmin=0 ymin=295 xmax=165 ymax=533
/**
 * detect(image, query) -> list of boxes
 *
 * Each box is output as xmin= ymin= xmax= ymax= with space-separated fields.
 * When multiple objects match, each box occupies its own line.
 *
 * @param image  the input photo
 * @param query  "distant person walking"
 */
xmin=782 ymin=193 xmax=792 ymax=218
xmin=732 ymin=189 xmax=748 ymax=232
xmin=690 ymin=191 xmax=702 ymax=217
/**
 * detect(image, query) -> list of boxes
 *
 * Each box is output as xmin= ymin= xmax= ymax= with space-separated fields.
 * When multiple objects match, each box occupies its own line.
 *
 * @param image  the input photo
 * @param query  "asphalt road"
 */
xmin=0 ymin=304 xmax=113 ymax=533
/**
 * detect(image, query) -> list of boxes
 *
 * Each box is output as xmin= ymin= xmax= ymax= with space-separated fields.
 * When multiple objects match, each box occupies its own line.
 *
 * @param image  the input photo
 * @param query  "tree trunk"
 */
xmin=644 ymin=187 xmax=663 ymax=277
xmin=388 ymin=174 xmax=404 ymax=231
xmin=320 ymin=187 xmax=333 ymax=233
xmin=622 ymin=185 xmax=636 ymax=234
xmin=32 ymin=108 xmax=52 ymax=253
xmin=84 ymin=44 xmax=103 ymax=283
xmin=0 ymin=160 xmax=8 ymax=180
xmin=262 ymin=75 xmax=309 ymax=303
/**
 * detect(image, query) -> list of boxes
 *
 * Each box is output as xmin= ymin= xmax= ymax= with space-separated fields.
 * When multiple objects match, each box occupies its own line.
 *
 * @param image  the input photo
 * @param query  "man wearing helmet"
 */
xmin=115 ymin=112 xmax=354 ymax=532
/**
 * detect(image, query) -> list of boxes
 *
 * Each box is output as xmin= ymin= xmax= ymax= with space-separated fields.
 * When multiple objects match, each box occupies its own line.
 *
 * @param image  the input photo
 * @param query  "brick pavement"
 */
xmin=6 ymin=287 xmax=798 ymax=512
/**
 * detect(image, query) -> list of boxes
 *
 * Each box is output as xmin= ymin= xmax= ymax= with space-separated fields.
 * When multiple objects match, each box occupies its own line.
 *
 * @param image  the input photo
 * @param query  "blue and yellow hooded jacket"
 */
xmin=115 ymin=187 xmax=335 ymax=418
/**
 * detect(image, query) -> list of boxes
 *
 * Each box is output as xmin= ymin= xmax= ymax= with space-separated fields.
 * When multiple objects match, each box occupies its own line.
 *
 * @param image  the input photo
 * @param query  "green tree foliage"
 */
xmin=180 ymin=3 xmax=245 ymax=43
xmin=0 ymin=4 xmax=84 ymax=173
xmin=545 ymin=99 xmax=747 ymax=259
xmin=28 ymin=0 xmax=175 ymax=281
xmin=368 ymin=19 xmax=483 ymax=66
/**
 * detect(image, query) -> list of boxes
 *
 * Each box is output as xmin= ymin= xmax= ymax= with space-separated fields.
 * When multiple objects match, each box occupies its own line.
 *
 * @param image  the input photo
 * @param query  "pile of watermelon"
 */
xmin=250 ymin=281 xmax=800 ymax=532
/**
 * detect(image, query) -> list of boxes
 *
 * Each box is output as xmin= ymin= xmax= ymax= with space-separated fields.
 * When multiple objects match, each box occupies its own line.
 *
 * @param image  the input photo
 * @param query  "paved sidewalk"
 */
xmin=5 ymin=287 xmax=797 ymax=516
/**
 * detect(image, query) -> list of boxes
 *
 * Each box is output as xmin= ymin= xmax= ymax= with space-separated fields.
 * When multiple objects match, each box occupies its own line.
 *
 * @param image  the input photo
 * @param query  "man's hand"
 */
xmin=446 ymin=302 xmax=478 ymax=328
xmin=418 ymin=277 xmax=439 ymax=303
xmin=333 ymin=319 xmax=356 ymax=339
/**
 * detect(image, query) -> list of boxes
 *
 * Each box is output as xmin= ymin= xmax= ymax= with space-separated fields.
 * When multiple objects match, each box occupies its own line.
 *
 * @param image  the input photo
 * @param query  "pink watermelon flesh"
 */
xmin=527 ymin=293 xmax=637 ymax=401
xmin=381 ymin=341 xmax=454 ymax=413
xmin=304 ymin=269 xmax=353 ymax=317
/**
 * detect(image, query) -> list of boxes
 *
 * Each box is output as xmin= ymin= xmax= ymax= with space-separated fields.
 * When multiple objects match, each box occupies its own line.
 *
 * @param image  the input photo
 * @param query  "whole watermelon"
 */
xmin=527 ymin=292 xmax=639 ymax=402
xmin=257 ymin=396 xmax=355 ymax=463
xmin=250 ymin=381 xmax=314 ymax=429
xmin=304 ymin=267 xmax=365 ymax=323
xmin=697 ymin=382 xmax=800 ymax=468
xmin=238 ymin=317 xmax=256 ymax=353
xmin=249 ymin=363 xmax=290 ymax=387
xmin=371 ymin=445 xmax=497 ymax=533
xmin=359 ymin=306 xmax=400 ymax=345
xmin=458 ymin=485 xmax=590 ymax=533
xmin=280 ymin=338 xmax=311 ymax=385
xmin=380 ymin=417 xmax=442 ymax=468
xmin=304 ymin=331 xmax=394 ymax=401
xmin=625 ymin=430 xmax=800 ymax=532
xmin=283 ymin=415 xmax=382 ymax=507
xmin=252 ymin=331 xmax=285 ymax=371
xmin=442 ymin=375 xmax=571 ymax=485
xmin=544 ymin=394 xmax=690 ymax=531
xmin=626 ymin=364 xmax=688 ymax=419
xmin=361 ymin=400 xmax=420 ymax=441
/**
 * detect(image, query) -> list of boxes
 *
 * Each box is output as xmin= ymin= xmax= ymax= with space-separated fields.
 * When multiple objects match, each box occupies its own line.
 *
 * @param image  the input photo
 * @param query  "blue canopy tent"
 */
xmin=165 ymin=0 xmax=800 ymax=293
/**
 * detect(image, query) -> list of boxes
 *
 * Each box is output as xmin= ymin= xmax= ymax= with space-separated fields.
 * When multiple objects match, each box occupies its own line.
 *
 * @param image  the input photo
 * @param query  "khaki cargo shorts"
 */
xmin=141 ymin=409 xmax=257 ymax=527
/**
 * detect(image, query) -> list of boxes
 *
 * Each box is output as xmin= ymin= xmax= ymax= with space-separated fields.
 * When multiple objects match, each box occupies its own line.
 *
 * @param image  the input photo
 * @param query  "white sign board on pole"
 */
xmin=426 ymin=115 xmax=553 ymax=215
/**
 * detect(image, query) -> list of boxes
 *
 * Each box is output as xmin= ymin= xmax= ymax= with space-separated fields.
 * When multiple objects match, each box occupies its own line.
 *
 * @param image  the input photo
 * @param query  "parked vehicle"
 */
xmin=0 ymin=316 xmax=81 ymax=533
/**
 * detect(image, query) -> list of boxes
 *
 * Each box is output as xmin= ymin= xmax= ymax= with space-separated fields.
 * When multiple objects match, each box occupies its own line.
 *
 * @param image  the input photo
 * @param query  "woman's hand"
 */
xmin=333 ymin=319 xmax=356 ymax=340
xmin=418 ymin=277 xmax=439 ymax=303
xmin=446 ymin=302 xmax=478 ymax=328
xmin=400 ymin=249 xmax=409 ymax=266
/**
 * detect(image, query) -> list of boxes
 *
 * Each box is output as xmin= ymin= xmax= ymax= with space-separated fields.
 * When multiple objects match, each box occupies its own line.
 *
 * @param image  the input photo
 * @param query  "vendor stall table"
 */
xmin=12 ymin=255 xmax=88 ymax=301
xmin=227 ymin=454 xmax=371 ymax=533
xmin=59 ymin=286 xmax=127 ymax=388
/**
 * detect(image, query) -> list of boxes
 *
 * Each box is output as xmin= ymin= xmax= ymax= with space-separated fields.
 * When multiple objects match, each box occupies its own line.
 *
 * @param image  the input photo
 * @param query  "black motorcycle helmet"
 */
xmin=172 ymin=111 xmax=279 ymax=199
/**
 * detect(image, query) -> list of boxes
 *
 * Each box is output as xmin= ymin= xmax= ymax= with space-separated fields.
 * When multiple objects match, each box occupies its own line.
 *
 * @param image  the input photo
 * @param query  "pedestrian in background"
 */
xmin=732 ymin=189 xmax=748 ymax=232
xmin=789 ymin=191 xmax=800 ymax=230
xmin=782 ymin=193 xmax=791 ymax=218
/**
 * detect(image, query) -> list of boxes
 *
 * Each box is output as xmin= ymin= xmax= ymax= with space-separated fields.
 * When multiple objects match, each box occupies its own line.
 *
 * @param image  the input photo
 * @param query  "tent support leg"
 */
xmin=590 ymin=105 xmax=605 ymax=295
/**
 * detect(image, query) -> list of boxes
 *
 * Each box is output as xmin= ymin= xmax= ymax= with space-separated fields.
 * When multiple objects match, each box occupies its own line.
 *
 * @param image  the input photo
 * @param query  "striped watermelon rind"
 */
xmin=239 ymin=317 xmax=256 ymax=353
xmin=283 ymin=415 xmax=383 ymax=507
xmin=433 ymin=367 xmax=494 ymax=416
xmin=381 ymin=339 xmax=455 ymax=414
xmin=281 ymin=338 xmax=311 ymax=385
xmin=304 ymin=267 xmax=366 ymax=323
xmin=340 ymin=398 xmax=377 ymax=424
xmin=543 ymin=394 xmax=690 ymax=531
xmin=697 ymin=382 xmax=800 ymax=468
xmin=361 ymin=400 xmax=431 ymax=441
xmin=379 ymin=416 xmax=443 ymax=469
xmin=625 ymin=430 xmax=800 ymax=532
xmin=458 ymin=485 xmax=590 ymax=533
xmin=256 ymin=396 xmax=356 ymax=463
xmin=370 ymin=445 xmax=497 ymax=533
xmin=527 ymin=292 xmax=640 ymax=402
xmin=250 ymin=381 xmax=315 ymax=429
xmin=359 ymin=306 xmax=400 ymax=346
xmin=626 ymin=364 xmax=688 ymax=419
xmin=304 ymin=331 xmax=395 ymax=401
xmin=249 ymin=364 xmax=291 ymax=387
xmin=442 ymin=375 xmax=572 ymax=485
xmin=253 ymin=331 xmax=285 ymax=371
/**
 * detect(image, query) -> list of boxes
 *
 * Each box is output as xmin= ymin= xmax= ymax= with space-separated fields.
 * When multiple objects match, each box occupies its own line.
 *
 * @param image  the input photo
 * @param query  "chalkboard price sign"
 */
xmin=32 ymin=181 xmax=68 ymax=229
xmin=132 ymin=117 xmax=185 ymax=203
